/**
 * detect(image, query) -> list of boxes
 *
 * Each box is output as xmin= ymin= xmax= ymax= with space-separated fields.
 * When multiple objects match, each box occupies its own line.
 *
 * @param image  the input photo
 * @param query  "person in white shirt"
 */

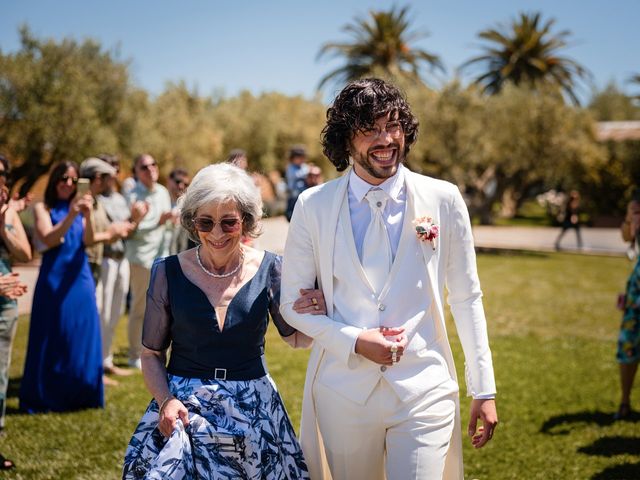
xmin=280 ymin=78 xmax=498 ymax=480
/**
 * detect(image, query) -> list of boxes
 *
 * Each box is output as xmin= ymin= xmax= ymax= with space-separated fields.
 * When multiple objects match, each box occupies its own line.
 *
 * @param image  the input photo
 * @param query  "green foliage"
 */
xmin=211 ymin=91 xmax=329 ymax=175
xmin=589 ymin=82 xmax=640 ymax=121
xmin=317 ymin=5 xmax=443 ymax=91
xmin=408 ymin=81 xmax=605 ymax=223
xmin=0 ymin=26 xmax=144 ymax=194
xmin=0 ymin=252 xmax=634 ymax=478
xmin=462 ymin=12 xmax=590 ymax=105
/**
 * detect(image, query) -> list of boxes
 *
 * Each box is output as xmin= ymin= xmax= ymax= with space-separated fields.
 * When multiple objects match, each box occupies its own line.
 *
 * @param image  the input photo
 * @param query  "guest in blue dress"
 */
xmin=20 ymin=161 xmax=104 ymax=413
xmin=123 ymin=163 xmax=326 ymax=479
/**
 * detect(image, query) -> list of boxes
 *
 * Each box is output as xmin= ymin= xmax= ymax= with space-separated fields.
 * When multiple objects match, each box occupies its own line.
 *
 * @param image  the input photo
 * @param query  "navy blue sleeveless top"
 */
xmin=143 ymin=251 xmax=295 ymax=380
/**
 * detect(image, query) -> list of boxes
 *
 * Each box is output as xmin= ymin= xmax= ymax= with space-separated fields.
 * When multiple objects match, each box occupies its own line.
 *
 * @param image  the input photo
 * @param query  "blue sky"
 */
xmin=1 ymin=0 xmax=638 ymax=103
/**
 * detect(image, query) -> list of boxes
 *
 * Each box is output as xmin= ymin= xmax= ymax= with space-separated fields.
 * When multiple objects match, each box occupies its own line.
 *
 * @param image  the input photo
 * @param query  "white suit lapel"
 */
xmin=405 ymin=172 xmax=445 ymax=323
xmin=317 ymin=170 xmax=351 ymax=317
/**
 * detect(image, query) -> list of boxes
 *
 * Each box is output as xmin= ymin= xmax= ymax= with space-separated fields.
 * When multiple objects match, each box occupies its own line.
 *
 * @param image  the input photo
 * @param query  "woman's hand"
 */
xmin=70 ymin=193 xmax=92 ymax=217
xmin=0 ymin=272 xmax=27 ymax=299
xmin=293 ymin=288 xmax=327 ymax=315
xmin=157 ymin=397 xmax=190 ymax=438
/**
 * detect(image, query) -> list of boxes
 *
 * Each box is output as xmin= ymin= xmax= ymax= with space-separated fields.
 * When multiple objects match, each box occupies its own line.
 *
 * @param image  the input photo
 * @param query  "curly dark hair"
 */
xmin=321 ymin=78 xmax=419 ymax=172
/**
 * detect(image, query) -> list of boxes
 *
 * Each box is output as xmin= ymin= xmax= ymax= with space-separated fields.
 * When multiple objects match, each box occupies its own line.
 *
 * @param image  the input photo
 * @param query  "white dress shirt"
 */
xmin=348 ymin=164 xmax=407 ymax=260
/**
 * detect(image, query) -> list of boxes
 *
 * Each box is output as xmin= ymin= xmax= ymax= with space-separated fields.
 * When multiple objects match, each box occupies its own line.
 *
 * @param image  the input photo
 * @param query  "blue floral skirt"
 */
xmin=618 ymin=257 xmax=640 ymax=364
xmin=122 ymin=374 xmax=309 ymax=479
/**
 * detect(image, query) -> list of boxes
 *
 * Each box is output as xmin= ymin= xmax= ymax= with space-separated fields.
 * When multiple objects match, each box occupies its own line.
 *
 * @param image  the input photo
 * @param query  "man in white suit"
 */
xmin=280 ymin=78 xmax=497 ymax=480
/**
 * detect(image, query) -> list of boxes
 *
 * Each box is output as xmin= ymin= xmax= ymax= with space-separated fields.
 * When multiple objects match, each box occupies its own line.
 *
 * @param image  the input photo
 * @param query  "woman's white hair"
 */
xmin=179 ymin=163 xmax=263 ymax=243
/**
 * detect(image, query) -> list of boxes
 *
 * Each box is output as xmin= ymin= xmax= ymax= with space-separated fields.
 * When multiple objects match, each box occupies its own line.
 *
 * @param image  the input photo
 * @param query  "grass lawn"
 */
xmin=0 ymin=252 xmax=638 ymax=479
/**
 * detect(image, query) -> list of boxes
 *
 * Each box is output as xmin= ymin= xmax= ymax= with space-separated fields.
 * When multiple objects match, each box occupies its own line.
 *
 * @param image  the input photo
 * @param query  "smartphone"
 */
xmin=76 ymin=178 xmax=90 ymax=196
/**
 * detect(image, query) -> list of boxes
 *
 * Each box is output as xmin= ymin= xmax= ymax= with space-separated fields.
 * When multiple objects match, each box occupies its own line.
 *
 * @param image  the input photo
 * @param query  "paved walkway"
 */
xmin=256 ymin=216 xmax=629 ymax=256
xmin=15 ymin=217 xmax=628 ymax=316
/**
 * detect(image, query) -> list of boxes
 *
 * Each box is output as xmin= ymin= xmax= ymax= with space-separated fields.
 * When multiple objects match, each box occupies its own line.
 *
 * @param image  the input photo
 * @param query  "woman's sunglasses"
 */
xmin=60 ymin=174 xmax=78 ymax=184
xmin=194 ymin=216 xmax=243 ymax=233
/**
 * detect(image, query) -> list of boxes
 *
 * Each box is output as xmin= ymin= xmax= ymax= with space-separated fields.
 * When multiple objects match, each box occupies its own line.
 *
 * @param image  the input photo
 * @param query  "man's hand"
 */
xmin=355 ymin=327 xmax=406 ymax=365
xmin=468 ymin=398 xmax=498 ymax=448
xmin=130 ymin=201 xmax=149 ymax=224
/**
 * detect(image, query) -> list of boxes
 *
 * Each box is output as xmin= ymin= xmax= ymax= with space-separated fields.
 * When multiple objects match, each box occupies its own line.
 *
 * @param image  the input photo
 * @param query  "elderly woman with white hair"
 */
xmin=123 ymin=163 xmax=324 ymax=479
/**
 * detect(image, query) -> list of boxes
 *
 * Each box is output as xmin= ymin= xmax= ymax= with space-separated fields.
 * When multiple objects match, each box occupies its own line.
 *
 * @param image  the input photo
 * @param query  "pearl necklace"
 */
xmin=196 ymin=244 xmax=244 ymax=278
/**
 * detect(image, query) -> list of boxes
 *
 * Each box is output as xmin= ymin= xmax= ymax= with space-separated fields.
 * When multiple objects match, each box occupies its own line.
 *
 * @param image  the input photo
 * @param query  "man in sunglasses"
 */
xmin=124 ymin=154 xmax=173 ymax=369
xmin=280 ymin=78 xmax=497 ymax=480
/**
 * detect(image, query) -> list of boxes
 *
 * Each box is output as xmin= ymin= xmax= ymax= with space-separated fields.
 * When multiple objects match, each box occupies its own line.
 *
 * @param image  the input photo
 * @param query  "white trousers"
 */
xmin=313 ymin=378 xmax=457 ymax=480
xmin=99 ymin=256 xmax=130 ymax=368
xmin=128 ymin=263 xmax=151 ymax=363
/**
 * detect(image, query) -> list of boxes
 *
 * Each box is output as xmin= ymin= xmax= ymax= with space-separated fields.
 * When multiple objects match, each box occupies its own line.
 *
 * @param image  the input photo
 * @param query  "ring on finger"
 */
xmin=390 ymin=344 xmax=398 ymax=354
xmin=391 ymin=352 xmax=398 ymax=363
xmin=311 ymin=297 xmax=318 ymax=305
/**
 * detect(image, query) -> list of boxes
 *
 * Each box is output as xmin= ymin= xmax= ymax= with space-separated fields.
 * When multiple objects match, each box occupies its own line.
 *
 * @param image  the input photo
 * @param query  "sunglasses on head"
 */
xmin=61 ymin=174 xmax=78 ymax=184
xmin=194 ymin=216 xmax=243 ymax=233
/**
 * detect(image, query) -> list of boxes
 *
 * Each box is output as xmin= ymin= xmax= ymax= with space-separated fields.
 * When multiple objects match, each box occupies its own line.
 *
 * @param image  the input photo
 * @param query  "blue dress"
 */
xmin=20 ymin=201 xmax=104 ymax=412
xmin=122 ymin=252 xmax=309 ymax=479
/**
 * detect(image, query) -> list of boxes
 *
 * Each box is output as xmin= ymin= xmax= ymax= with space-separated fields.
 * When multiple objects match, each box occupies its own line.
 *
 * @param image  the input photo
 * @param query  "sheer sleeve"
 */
xmin=268 ymin=254 xmax=297 ymax=338
xmin=142 ymin=257 xmax=172 ymax=351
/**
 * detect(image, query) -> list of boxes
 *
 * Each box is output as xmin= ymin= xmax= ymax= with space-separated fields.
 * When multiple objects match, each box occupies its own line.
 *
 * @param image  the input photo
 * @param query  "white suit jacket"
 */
xmin=280 ymin=167 xmax=496 ymax=480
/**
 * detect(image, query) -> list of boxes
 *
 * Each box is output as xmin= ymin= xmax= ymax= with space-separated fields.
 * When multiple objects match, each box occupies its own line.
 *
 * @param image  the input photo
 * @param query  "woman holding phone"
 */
xmin=20 ymin=161 xmax=105 ymax=413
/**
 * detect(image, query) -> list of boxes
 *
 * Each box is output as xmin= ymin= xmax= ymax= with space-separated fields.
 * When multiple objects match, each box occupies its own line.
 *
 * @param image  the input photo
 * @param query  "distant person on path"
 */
xmin=615 ymin=190 xmax=640 ymax=420
xmin=280 ymin=78 xmax=497 ymax=479
xmin=125 ymin=154 xmax=173 ymax=369
xmin=20 ymin=161 xmax=104 ymax=412
xmin=0 ymin=155 xmax=31 ymax=471
xmin=122 ymin=163 xmax=325 ymax=479
xmin=555 ymin=190 xmax=583 ymax=250
xmin=285 ymin=146 xmax=309 ymax=222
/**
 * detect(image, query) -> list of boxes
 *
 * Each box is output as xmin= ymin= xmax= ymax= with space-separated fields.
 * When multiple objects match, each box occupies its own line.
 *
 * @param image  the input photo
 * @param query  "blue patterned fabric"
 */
xmin=618 ymin=252 xmax=640 ymax=363
xmin=123 ymin=374 xmax=309 ymax=479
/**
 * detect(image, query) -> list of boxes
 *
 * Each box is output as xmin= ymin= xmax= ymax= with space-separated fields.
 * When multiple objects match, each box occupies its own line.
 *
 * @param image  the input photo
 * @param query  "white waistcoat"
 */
xmin=317 ymin=196 xmax=453 ymax=405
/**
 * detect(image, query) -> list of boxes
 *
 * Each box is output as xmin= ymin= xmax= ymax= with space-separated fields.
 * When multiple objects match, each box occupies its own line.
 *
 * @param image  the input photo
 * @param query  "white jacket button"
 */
xmin=380 ymin=366 xmax=387 ymax=372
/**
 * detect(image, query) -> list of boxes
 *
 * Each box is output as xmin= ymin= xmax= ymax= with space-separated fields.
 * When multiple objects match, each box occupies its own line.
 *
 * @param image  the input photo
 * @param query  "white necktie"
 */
xmin=362 ymin=189 xmax=392 ymax=294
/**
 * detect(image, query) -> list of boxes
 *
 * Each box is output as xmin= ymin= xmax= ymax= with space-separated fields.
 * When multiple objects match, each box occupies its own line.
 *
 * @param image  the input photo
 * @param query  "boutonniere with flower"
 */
xmin=413 ymin=216 xmax=439 ymax=250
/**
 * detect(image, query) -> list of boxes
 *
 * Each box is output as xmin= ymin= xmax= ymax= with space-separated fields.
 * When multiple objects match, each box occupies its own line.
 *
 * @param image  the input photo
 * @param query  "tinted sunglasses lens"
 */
xmin=0 ymin=171 xmax=7 ymax=178
xmin=141 ymin=163 xmax=156 ymax=171
xmin=194 ymin=218 xmax=242 ymax=233
xmin=220 ymin=218 xmax=241 ymax=233
xmin=194 ymin=218 xmax=214 ymax=232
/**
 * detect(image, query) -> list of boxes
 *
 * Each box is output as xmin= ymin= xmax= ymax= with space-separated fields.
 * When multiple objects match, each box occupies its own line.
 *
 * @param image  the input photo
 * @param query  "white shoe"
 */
xmin=128 ymin=358 xmax=142 ymax=369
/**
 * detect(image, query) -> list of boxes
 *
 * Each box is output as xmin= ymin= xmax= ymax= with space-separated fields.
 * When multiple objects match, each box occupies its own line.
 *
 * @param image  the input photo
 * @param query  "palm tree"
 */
xmin=317 ymin=5 xmax=444 ymax=90
xmin=461 ymin=12 xmax=590 ymax=104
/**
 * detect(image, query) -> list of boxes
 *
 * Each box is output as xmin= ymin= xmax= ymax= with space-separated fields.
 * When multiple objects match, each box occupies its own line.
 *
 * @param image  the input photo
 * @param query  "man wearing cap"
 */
xmin=80 ymin=158 xmax=136 ymax=384
xmin=79 ymin=158 xmax=134 ymax=288
xmin=285 ymin=146 xmax=309 ymax=222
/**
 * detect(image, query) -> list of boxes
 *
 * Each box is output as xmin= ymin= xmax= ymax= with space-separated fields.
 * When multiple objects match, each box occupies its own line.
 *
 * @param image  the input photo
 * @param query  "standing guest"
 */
xmin=555 ymin=190 xmax=583 ymax=250
xmin=305 ymin=164 xmax=324 ymax=188
xmin=80 ymin=158 xmax=132 ymax=288
xmin=280 ymin=78 xmax=497 ymax=480
xmin=125 ymin=154 xmax=172 ymax=369
xmin=122 ymin=163 xmax=324 ymax=479
xmin=20 ymin=161 xmax=104 ymax=412
xmin=226 ymin=148 xmax=249 ymax=170
xmin=285 ymin=146 xmax=309 ymax=222
xmin=166 ymin=168 xmax=191 ymax=255
xmin=96 ymin=155 xmax=141 ymax=378
xmin=0 ymin=155 xmax=31 ymax=471
xmin=616 ymin=191 xmax=640 ymax=420
xmin=80 ymin=157 xmax=135 ymax=384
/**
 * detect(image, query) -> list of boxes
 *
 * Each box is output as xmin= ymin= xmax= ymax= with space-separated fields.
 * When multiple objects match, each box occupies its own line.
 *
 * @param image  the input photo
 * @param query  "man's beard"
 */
xmin=352 ymin=142 xmax=404 ymax=180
